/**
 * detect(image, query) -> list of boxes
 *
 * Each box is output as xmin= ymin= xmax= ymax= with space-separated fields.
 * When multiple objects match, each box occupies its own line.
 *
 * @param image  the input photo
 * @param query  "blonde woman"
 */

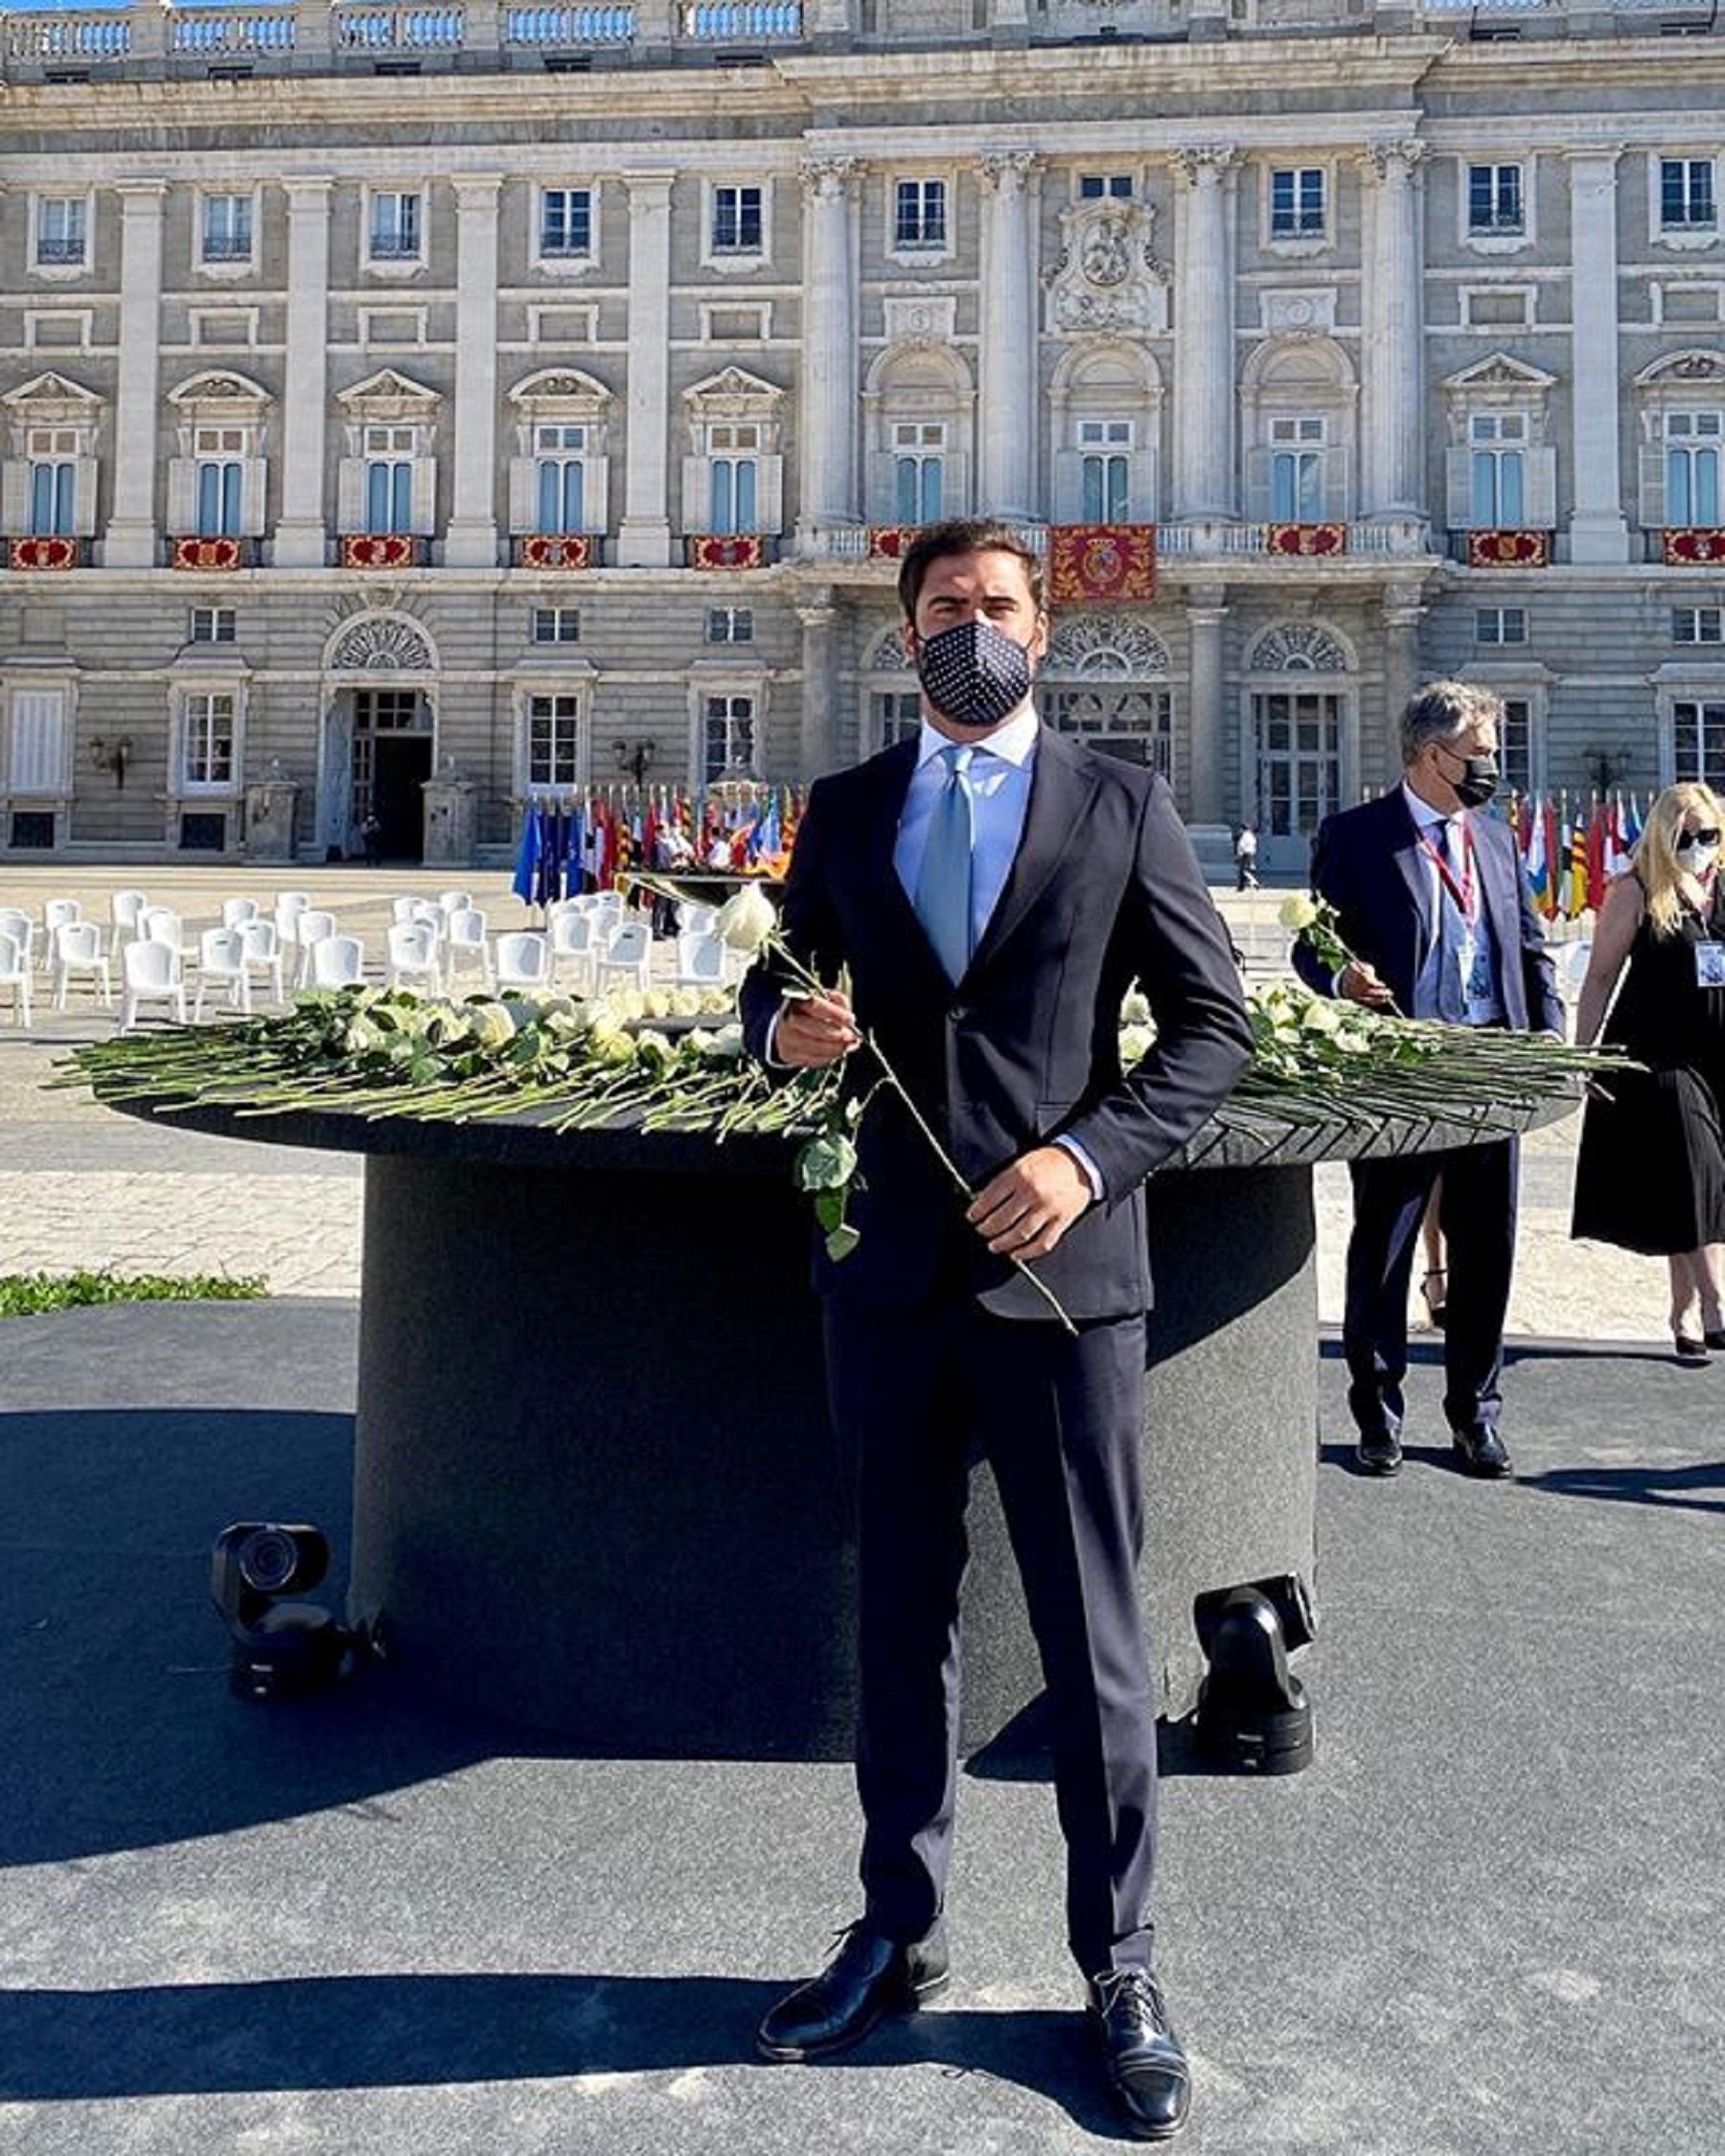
xmin=1571 ymin=782 xmax=1725 ymax=1362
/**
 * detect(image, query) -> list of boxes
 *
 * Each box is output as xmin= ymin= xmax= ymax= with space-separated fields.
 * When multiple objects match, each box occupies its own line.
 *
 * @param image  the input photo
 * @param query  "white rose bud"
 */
xmin=716 ymin=883 xmax=776 ymax=956
xmin=707 ymin=1022 xmax=746 ymax=1061
xmin=469 ymin=1002 xmax=517 ymax=1050
xmin=1120 ymin=989 xmax=1151 ymax=1027
xmin=1118 ymin=1023 xmax=1154 ymax=1068
xmin=1278 ymin=894 xmax=1319 ymax=932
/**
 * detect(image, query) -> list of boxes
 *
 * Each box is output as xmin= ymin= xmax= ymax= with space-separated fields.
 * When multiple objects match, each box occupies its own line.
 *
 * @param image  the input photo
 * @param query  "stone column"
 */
xmin=1185 ymin=584 xmax=1229 ymax=829
xmin=618 ymin=172 xmax=675 ymax=568
xmin=978 ymin=151 xmax=1040 ymax=522
xmin=275 ymin=179 xmax=333 ymax=568
xmin=1171 ymin=147 xmax=1237 ymax=522
xmin=796 ymin=158 xmax=862 ymax=547
xmin=105 ymin=181 xmax=167 ymax=568
xmin=797 ymin=597 xmax=840 ymax=776
xmin=1359 ymin=139 xmax=1426 ymax=520
xmin=445 ymin=173 xmax=503 ymax=568
xmin=1567 ymin=149 xmax=1629 ymax=563
xmin=1380 ymin=585 xmax=1425 ymax=789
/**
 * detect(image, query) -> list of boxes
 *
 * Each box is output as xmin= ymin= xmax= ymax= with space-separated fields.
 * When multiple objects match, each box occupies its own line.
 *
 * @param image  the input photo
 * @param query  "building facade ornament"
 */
xmin=1046 ymin=615 xmax=1171 ymax=677
xmin=330 ymin=615 xmax=435 ymax=674
xmin=1046 ymin=198 xmax=1168 ymax=336
xmin=799 ymin=156 xmax=863 ymax=201
xmin=1249 ymin=623 xmax=1352 ymax=674
xmin=977 ymin=150 xmax=1040 ymax=195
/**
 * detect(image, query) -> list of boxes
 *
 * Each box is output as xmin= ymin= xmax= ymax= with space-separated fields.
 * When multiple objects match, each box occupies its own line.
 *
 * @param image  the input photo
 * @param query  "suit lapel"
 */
xmin=1387 ymin=792 xmax=1436 ymax=965
xmin=968 ymin=724 xmax=1098 ymax=976
xmin=854 ymin=739 xmax=953 ymax=992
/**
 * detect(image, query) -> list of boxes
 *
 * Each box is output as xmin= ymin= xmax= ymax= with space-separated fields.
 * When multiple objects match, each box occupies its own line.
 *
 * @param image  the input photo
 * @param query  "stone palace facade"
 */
xmin=2 ymin=1 xmax=1724 ymax=869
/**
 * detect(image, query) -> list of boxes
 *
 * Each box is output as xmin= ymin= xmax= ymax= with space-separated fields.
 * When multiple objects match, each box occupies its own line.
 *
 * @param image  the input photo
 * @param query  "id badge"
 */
xmin=1460 ymin=929 xmax=1490 ymax=1003
xmin=1695 ymin=940 xmax=1725 ymax=989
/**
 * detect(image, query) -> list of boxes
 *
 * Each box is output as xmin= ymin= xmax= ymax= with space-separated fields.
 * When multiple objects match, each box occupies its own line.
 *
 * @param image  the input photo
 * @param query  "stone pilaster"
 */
xmin=796 ymin=158 xmax=862 ymax=545
xmin=1567 ymin=149 xmax=1629 ymax=564
xmin=796 ymin=597 xmax=840 ymax=776
xmin=618 ymin=172 xmax=675 ymax=568
xmin=977 ymin=151 xmax=1040 ymax=521
xmin=445 ymin=174 xmax=503 ymax=568
xmin=1359 ymin=139 xmax=1426 ymax=520
xmin=1171 ymin=148 xmax=1237 ymax=522
xmin=1381 ymin=585 xmax=1425 ymax=785
xmin=275 ymin=179 xmax=333 ymax=568
xmin=104 ymin=181 xmax=167 ymax=568
xmin=1185 ymin=585 xmax=1229 ymax=827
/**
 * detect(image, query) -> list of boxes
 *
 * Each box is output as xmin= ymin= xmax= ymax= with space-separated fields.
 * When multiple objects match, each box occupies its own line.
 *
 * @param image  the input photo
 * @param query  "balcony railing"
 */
xmin=333 ymin=3 xmax=468 ymax=50
xmin=681 ymin=1 xmax=802 ymax=35
xmin=504 ymin=5 xmax=638 ymax=47
xmin=171 ymin=8 xmax=297 ymax=54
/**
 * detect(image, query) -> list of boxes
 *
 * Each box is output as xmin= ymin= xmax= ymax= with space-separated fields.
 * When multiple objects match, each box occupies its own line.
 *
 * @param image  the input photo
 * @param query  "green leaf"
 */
xmin=794 ymin=1132 xmax=858 ymax=1192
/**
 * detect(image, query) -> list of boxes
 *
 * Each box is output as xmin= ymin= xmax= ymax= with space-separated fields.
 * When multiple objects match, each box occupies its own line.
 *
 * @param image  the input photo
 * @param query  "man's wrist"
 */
xmin=1052 ymin=1134 xmax=1105 ymax=1205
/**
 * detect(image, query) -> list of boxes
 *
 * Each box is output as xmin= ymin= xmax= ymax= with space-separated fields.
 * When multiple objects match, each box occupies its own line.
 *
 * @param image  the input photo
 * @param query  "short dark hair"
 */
xmin=895 ymin=517 xmax=1046 ymax=621
xmin=1399 ymin=678 xmax=1502 ymax=768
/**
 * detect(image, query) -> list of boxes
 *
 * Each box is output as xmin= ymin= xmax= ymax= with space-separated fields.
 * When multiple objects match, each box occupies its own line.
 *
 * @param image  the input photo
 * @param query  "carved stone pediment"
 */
xmin=1046 ymin=200 xmax=1168 ymax=338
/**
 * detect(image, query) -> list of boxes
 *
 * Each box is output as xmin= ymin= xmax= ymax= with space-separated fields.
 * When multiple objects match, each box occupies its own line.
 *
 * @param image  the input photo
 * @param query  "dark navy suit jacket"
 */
xmin=1291 ymin=788 xmax=1563 ymax=1036
xmin=740 ymin=725 xmax=1253 ymax=1323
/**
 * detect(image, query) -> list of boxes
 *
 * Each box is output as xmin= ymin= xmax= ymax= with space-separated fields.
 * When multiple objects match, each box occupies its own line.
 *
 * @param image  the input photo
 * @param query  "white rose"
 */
xmin=469 ymin=1002 xmax=517 ymax=1050
xmin=706 ymin=1022 xmax=746 ymax=1061
xmin=716 ymin=884 xmax=776 ymax=956
xmin=1278 ymin=894 xmax=1319 ymax=932
xmin=643 ymin=990 xmax=670 ymax=1019
xmin=668 ymin=987 xmax=702 ymax=1017
xmin=1120 ymin=989 xmax=1152 ymax=1028
xmin=1119 ymin=1023 xmax=1154 ymax=1068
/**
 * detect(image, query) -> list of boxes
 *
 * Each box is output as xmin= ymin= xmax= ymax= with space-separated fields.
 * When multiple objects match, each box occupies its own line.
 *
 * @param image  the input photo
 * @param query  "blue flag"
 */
xmin=512 ymin=802 xmax=541 ymax=906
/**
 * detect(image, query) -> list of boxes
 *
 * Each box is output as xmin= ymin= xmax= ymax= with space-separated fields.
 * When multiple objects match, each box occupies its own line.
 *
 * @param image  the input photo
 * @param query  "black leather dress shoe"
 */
xmin=756 ymin=1920 xmax=949 ymax=2062
xmin=1355 ymin=1429 xmax=1403 ymax=1477
xmin=1088 ymin=1968 xmax=1192 ymax=2142
xmin=1452 ymin=1425 xmax=1512 ymax=1478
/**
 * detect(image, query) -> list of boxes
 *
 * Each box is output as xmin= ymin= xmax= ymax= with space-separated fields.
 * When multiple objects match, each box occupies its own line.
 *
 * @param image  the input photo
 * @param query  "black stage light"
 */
xmin=1192 ymin=1572 xmax=1316 ymax=1776
xmin=210 ymin=1522 xmax=357 ymax=1701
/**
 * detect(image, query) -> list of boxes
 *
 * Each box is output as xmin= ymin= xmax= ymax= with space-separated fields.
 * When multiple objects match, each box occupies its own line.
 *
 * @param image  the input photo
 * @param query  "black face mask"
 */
xmin=1439 ymin=747 xmax=1499 ymax=811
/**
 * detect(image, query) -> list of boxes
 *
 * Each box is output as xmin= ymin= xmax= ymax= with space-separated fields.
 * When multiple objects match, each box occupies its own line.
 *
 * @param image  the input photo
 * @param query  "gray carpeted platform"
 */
xmin=2 ymin=1299 xmax=1721 ymax=2154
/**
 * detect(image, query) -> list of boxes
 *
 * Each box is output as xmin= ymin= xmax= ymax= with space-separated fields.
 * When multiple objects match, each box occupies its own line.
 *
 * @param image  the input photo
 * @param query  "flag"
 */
xmin=1526 ymin=796 xmax=1550 ymax=916
xmin=1585 ymin=801 xmax=1608 ymax=912
xmin=512 ymin=801 xmax=541 ymax=906
xmin=564 ymin=804 xmax=586 ymax=898
xmin=1565 ymin=815 xmax=1589 ymax=919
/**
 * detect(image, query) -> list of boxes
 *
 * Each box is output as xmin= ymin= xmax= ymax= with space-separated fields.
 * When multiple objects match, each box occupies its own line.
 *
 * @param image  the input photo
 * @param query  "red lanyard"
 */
xmin=1420 ymin=820 xmax=1475 ymax=920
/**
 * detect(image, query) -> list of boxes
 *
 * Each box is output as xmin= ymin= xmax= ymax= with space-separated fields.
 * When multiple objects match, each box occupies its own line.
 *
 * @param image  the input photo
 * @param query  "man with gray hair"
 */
xmin=1293 ymin=680 xmax=1563 ymax=1479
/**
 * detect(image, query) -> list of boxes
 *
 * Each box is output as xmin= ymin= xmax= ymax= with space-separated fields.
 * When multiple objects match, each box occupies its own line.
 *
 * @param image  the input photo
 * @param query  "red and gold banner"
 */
xmin=1265 ymin=522 xmax=1347 ymax=558
xmin=867 ymin=525 xmax=920 ymax=562
xmin=170 ymin=536 xmax=243 ymax=571
xmin=1466 ymin=529 xmax=1550 ymax=569
xmin=1663 ymin=528 xmax=1725 ymax=565
xmin=688 ymin=534 xmax=765 ymax=570
xmin=516 ymin=533 xmax=593 ymax=570
xmin=1046 ymin=524 xmax=1157 ymax=604
xmin=9 ymin=536 xmax=80 ymax=571
xmin=341 ymin=533 xmax=419 ymax=569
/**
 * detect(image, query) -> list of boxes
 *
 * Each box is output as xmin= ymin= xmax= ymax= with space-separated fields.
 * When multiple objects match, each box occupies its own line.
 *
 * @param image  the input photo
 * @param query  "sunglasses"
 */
xmin=1677 ymin=828 xmax=1721 ymax=848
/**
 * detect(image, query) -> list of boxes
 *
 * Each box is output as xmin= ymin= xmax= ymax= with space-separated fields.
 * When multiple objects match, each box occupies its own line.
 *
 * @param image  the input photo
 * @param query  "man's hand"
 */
xmin=967 ymin=1145 xmax=1092 ymax=1263
xmin=1339 ymin=960 xmax=1395 ymax=1010
xmin=774 ymin=987 xmax=862 ymax=1068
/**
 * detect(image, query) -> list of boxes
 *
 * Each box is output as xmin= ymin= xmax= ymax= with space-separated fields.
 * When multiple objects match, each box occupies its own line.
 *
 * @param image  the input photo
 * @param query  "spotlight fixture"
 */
xmin=1192 ymin=1572 xmax=1316 ymax=1776
xmin=210 ymin=1522 xmax=357 ymax=1702
xmin=90 ymin=735 xmax=133 ymax=788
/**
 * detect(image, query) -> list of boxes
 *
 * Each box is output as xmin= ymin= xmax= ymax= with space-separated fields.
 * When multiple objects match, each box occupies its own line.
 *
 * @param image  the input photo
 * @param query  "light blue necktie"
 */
xmin=914 ymin=745 xmax=976 ymax=983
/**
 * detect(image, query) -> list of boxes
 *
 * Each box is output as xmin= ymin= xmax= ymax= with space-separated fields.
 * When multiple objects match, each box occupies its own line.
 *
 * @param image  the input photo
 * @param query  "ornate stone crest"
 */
xmin=1046 ymin=199 xmax=1168 ymax=337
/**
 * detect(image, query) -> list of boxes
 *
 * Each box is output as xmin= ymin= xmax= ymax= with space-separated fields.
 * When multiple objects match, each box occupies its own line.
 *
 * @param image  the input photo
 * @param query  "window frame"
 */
xmin=364 ymin=187 xmax=426 ymax=273
xmin=176 ymin=687 xmax=241 ymax=794
xmin=705 ymin=607 xmax=754 ymax=646
xmin=522 ymin=688 xmax=587 ymax=794
xmin=190 ymin=607 xmax=239 ymax=646
xmin=704 ymin=182 xmax=770 ymax=271
xmin=1673 ymin=605 xmax=1725 ymax=646
xmin=537 ymin=184 xmax=597 ymax=275
xmin=1268 ymin=167 xmax=1327 ymax=244
xmin=1652 ymin=154 xmax=1718 ymax=251
xmin=890 ymin=175 xmax=950 ymax=261
xmin=1475 ymin=606 xmax=1529 ymax=648
xmin=30 ymin=192 xmax=92 ymax=278
xmin=1461 ymin=160 xmax=1532 ymax=254
xmin=1262 ymin=162 xmax=1332 ymax=255
xmin=196 ymin=188 xmax=259 ymax=276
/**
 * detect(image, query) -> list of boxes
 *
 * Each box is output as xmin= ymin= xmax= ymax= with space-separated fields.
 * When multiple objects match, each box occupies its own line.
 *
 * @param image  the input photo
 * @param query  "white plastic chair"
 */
xmin=239 ymin=918 xmax=287 ymax=1006
xmin=675 ymin=931 xmax=725 ymax=989
xmin=493 ymin=931 xmax=550 ymax=995
xmin=275 ymin=889 xmax=311 ymax=920
xmin=293 ymin=908 xmax=337 ymax=987
xmin=680 ymin=904 xmax=720 ymax=939
xmin=548 ymin=908 xmax=596 ymax=993
xmin=120 ymin=937 xmax=188 ymax=1030
xmin=310 ymin=933 xmax=366 ymax=989
xmin=386 ymin=921 xmax=443 ymax=995
xmin=592 ymin=919 xmax=653 ymax=995
xmin=1556 ymin=938 xmax=1594 ymax=1002
xmin=0 ymin=930 xmax=34 ymax=1028
xmin=52 ymin=920 xmax=113 ymax=1009
xmin=140 ymin=906 xmax=190 ymax=960
xmin=40 ymin=898 xmax=82 ymax=973
xmin=194 ymin=927 xmax=253 ymax=1020
xmin=111 ymin=889 xmax=150 ymax=947
xmin=438 ymin=888 xmax=472 ymax=916
xmin=443 ymin=906 xmax=492 ymax=990
xmin=221 ymin=895 xmax=261 ymax=930
xmin=0 ymin=908 xmax=35 ymax=975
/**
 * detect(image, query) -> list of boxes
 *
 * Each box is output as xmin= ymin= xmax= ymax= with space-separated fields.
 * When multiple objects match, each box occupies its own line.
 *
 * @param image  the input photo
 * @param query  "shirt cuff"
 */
xmin=1053 ymin=1134 xmax=1105 ymax=1205
xmin=764 ymin=1002 xmax=791 ymax=1069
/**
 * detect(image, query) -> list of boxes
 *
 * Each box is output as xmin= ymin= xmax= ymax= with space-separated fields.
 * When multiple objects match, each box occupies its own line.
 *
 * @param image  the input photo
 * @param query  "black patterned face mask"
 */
xmin=914 ymin=618 xmax=1034 ymax=730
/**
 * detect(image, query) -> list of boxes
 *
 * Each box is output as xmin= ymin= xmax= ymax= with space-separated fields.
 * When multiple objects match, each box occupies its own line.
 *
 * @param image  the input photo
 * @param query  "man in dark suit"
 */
xmin=741 ymin=517 xmax=1251 ymax=2142
xmin=1292 ymin=680 xmax=1564 ymax=1479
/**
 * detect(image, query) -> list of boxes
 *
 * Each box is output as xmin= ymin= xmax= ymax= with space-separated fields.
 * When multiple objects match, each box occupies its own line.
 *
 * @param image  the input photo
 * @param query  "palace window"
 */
xmin=1674 ymin=697 xmax=1725 ymax=783
xmin=1498 ymin=697 xmax=1533 ymax=801
xmin=526 ymin=693 xmax=584 ymax=791
xmin=1674 ymin=606 xmax=1724 ymax=644
xmin=1476 ymin=607 xmax=1528 ymax=647
xmin=711 ymin=187 xmax=763 ymax=255
xmin=200 ymin=194 xmax=254 ymax=265
xmin=180 ymin=692 xmax=237 ymax=790
xmin=1078 ymin=174 xmax=1133 ymax=200
xmin=190 ymin=607 xmax=238 ymax=644
xmin=194 ymin=425 xmax=246 ymax=538
xmin=1666 ymin=411 xmax=1723 ymax=525
xmin=26 ymin=428 xmax=78 ymax=536
xmin=508 ymin=369 xmax=611 ymax=539
xmin=166 ymin=372 xmax=271 ymax=540
xmin=1468 ymin=412 xmax=1529 ymax=525
xmin=708 ymin=426 xmax=759 ymax=533
xmin=682 ymin=372 xmax=785 ymax=536
xmin=1662 ymin=159 xmax=1716 ymax=234
xmin=369 ymin=191 xmax=423 ymax=264
xmin=1078 ymin=420 xmax=1133 ymax=524
xmin=364 ymin=424 xmax=417 ymax=533
xmin=2 ymin=378 xmax=103 ymax=540
xmin=534 ymin=423 xmax=587 ymax=535
xmin=540 ymin=187 xmax=593 ymax=262
xmin=706 ymin=608 xmax=753 ymax=644
xmin=531 ymin=607 xmax=582 ymax=645
xmin=892 ymin=422 xmax=946 ymax=525
xmin=893 ymin=179 xmax=947 ymax=253
xmin=1270 ymin=169 xmax=1326 ymax=241
xmin=702 ymin=693 xmax=757 ymax=784
xmin=6 ymin=686 xmax=68 ymax=796
xmin=1269 ymin=416 xmax=1327 ymax=522
xmin=1468 ymin=165 xmax=1524 ymax=237
xmin=34 ymin=196 xmax=87 ymax=270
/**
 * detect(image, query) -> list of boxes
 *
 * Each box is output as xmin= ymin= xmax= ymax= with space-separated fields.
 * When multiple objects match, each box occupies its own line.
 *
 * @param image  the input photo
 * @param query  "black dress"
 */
xmin=1571 ymin=874 xmax=1725 ymax=1255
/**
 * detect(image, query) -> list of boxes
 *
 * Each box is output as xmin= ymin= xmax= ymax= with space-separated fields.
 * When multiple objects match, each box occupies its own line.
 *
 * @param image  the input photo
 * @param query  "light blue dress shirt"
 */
xmin=892 ymin=701 xmax=1039 ymax=953
xmin=1400 ymin=780 xmax=1504 ymax=1024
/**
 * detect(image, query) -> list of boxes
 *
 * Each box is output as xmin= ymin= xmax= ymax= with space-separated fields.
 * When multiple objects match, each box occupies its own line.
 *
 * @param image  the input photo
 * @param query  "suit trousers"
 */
xmin=1343 ymin=1133 xmax=1520 ymax=1439
xmin=823 ymin=1291 xmax=1158 ymax=1977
